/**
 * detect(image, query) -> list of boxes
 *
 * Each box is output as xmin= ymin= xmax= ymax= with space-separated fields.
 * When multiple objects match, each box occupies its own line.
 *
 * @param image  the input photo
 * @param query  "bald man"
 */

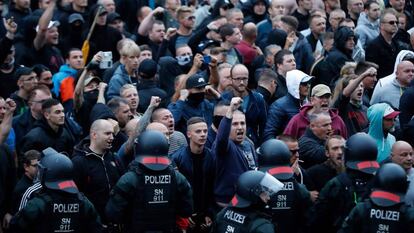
xmin=390 ymin=140 xmax=414 ymax=206
xmin=371 ymin=60 xmax=414 ymax=109
xmin=235 ymin=23 xmax=260 ymax=65
xmin=72 ymin=119 xmax=123 ymax=224
xmin=146 ymin=122 xmax=170 ymax=139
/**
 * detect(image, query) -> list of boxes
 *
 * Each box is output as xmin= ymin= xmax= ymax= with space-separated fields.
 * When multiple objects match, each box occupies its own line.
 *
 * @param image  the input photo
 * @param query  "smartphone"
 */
xmin=99 ymin=51 xmax=113 ymax=69
xmin=203 ymin=55 xmax=211 ymax=64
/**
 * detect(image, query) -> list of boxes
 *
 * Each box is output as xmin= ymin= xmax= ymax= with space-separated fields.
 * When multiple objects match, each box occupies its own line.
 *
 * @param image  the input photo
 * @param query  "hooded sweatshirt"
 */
xmin=263 ymin=70 xmax=311 ymax=140
xmin=370 ymin=50 xmax=414 ymax=109
xmin=367 ymin=103 xmax=396 ymax=162
xmin=355 ymin=12 xmax=380 ymax=49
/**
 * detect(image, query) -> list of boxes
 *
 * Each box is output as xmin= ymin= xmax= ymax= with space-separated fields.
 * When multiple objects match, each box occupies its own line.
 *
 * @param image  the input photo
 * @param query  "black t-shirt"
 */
xmin=333 ymin=93 xmax=368 ymax=136
xmin=191 ymin=151 xmax=204 ymax=213
xmin=0 ymin=67 xmax=18 ymax=98
xmin=34 ymin=45 xmax=64 ymax=74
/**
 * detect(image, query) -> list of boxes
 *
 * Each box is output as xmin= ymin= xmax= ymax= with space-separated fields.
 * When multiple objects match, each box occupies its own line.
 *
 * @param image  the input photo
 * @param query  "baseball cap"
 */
xmin=312 ymin=84 xmax=332 ymax=97
xmin=107 ymin=12 xmax=121 ymax=24
xmin=138 ymin=59 xmax=158 ymax=79
xmin=186 ymin=74 xmax=207 ymax=89
xmin=35 ymin=20 xmax=60 ymax=32
xmin=383 ymin=105 xmax=400 ymax=119
xmin=68 ymin=13 xmax=84 ymax=24
xmin=15 ymin=66 xmax=34 ymax=79
xmin=84 ymin=75 xmax=101 ymax=86
xmin=300 ymin=74 xmax=313 ymax=84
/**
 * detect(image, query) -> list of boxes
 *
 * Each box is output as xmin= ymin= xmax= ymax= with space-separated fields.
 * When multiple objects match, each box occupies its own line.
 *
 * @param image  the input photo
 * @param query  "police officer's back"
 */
xmin=310 ymin=133 xmax=380 ymax=233
xmin=10 ymin=148 xmax=102 ymax=233
xmin=340 ymin=163 xmax=414 ymax=233
xmin=105 ymin=130 xmax=193 ymax=232
xmin=211 ymin=170 xmax=284 ymax=233
xmin=258 ymin=139 xmax=313 ymax=233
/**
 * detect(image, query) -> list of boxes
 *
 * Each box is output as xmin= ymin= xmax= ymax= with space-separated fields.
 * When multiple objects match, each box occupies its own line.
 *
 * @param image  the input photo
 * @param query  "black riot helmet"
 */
xmin=39 ymin=148 xmax=78 ymax=194
xmin=135 ymin=130 xmax=171 ymax=171
xmin=370 ymin=163 xmax=408 ymax=207
xmin=345 ymin=133 xmax=379 ymax=175
xmin=230 ymin=170 xmax=283 ymax=208
xmin=258 ymin=139 xmax=293 ymax=179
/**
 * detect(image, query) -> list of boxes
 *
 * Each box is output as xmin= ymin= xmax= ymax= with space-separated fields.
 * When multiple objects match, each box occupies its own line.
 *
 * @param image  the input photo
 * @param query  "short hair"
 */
xmin=322 ymin=31 xmax=334 ymax=42
xmin=325 ymin=135 xmax=345 ymax=151
xmin=119 ymin=84 xmax=136 ymax=96
xmin=338 ymin=18 xmax=354 ymax=27
xmin=309 ymin=111 xmax=330 ymax=123
xmin=150 ymin=20 xmax=165 ymax=31
xmin=277 ymin=134 xmax=298 ymax=143
xmin=219 ymin=23 xmax=236 ymax=41
xmin=355 ymin=61 xmax=379 ymax=75
xmin=119 ymin=40 xmax=140 ymax=57
xmin=28 ymin=84 xmax=52 ymax=102
xmin=264 ymin=44 xmax=281 ymax=58
xmin=364 ymin=0 xmax=379 ymax=10
xmin=380 ymin=8 xmax=397 ymax=23
xmin=117 ymin=38 xmax=135 ymax=52
xmin=187 ymin=117 xmax=206 ymax=127
xmin=151 ymin=107 xmax=169 ymax=122
xmin=22 ymin=150 xmax=41 ymax=165
xmin=107 ymin=97 xmax=129 ymax=113
xmin=32 ymin=64 xmax=50 ymax=77
xmin=258 ymin=68 xmax=277 ymax=84
xmin=309 ymin=14 xmax=325 ymax=25
xmin=218 ymin=62 xmax=232 ymax=72
xmin=226 ymin=8 xmax=242 ymax=20
xmin=41 ymin=98 xmax=60 ymax=112
xmin=139 ymin=44 xmax=152 ymax=52
xmin=176 ymin=6 xmax=193 ymax=19
xmin=274 ymin=49 xmax=293 ymax=65
xmin=330 ymin=8 xmax=345 ymax=18
xmin=65 ymin=48 xmax=82 ymax=59
xmin=281 ymin=16 xmax=299 ymax=31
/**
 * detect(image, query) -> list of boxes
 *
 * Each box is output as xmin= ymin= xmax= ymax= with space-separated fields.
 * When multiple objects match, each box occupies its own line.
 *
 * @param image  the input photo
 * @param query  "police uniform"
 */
xmin=10 ymin=148 xmax=102 ymax=233
xmin=211 ymin=170 xmax=284 ymax=233
xmin=257 ymin=139 xmax=313 ymax=233
xmin=309 ymin=133 xmax=380 ymax=233
xmin=340 ymin=163 xmax=414 ymax=233
xmin=105 ymin=131 xmax=193 ymax=232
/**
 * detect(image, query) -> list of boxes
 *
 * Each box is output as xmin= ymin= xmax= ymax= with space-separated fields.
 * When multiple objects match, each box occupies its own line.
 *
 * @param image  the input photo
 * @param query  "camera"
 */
xmin=100 ymin=51 xmax=113 ymax=69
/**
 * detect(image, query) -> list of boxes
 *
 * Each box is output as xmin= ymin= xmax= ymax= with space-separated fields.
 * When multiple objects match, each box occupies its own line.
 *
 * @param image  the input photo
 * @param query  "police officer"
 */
xmin=211 ymin=170 xmax=284 ymax=233
xmin=10 ymin=148 xmax=102 ymax=233
xmin=310 ymin=133 xmax=380 ymax=233
xmin=340 ymin=163 xmax=414 ymax=233
xmin=105 ymin=130 xmax=193 ymax=232
xmin=258 ymin=139 xmax=313 ymax=233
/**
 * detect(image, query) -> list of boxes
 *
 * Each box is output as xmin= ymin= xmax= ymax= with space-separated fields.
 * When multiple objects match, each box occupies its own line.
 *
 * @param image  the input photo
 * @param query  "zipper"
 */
xmin=92 ymin=153 xmax=112 ymax=191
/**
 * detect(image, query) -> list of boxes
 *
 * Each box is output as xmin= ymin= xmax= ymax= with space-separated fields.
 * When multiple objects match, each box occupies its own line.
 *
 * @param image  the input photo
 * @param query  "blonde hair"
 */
xmin=119 ymin=84 xmax=137 ymax=97
xmin=176 ymin=6 xmax=193 ymax=19
xmin=119 ymin=41 xmax=140 ymax=57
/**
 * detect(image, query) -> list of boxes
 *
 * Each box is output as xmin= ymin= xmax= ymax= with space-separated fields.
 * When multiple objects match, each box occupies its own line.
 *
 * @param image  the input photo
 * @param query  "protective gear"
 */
xmin=187 ymin=92 xmax=205 ymax=106
xmin=176 ymin=55 xmax=192 ymax=66
xmin=39 ymin=147 xmax=78 ymax=194
xmin=213 ymin=208 xmax=274 ymax=233
xmin=135 ymin=130 xmax=171 ymax=171
xmin=370 ymin=163 xmax=408 ymax=207
xmin=258 ymin=139 xmax=293 ymax=179
xmin=230 ymin=170 xmax=283 ymax=208
xmin=345 ymin=133 xmax=379 ymax=174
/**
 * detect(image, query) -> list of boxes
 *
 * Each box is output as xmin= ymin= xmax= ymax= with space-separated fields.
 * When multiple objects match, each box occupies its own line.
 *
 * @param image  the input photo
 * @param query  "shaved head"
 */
xmin=90 ymin=119 xmax=112 ymax=133
xmin=391 ymin=140 xmax=413 ymax=172
xmin=146 ymin=122 xmax=170 ymax=140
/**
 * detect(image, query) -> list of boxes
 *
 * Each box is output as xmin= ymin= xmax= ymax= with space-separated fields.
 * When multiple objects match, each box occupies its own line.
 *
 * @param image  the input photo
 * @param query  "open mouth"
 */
xmin=236 ymin=131 xmax=244 ymax=136
xmin=356 ymin=91 xmax=363 ymax=97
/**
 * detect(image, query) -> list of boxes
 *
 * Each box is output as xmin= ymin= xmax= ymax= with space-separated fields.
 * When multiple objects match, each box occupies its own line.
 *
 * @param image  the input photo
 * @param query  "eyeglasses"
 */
xmin=232 ymin=77 xmax=248 ymax=83
xmin=383 ymin=20 xmax=398 ymax=25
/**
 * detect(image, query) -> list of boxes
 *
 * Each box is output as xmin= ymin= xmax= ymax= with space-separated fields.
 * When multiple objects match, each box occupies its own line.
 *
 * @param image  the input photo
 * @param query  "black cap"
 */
xmin=107 ymin=12 xmax=121 ymax=24
xmin=138 ymin=59 xmax=157 ymax=79
xmin=15 ymin=66 xmax=34 ymax=79
xmin=68 ymin=13 xmax=84 ymax=24
xmin=186 ymin=74 xmax=207 ymax=89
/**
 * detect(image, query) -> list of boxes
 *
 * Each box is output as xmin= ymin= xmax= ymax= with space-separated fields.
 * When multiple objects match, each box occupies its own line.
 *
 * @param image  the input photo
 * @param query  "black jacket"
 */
xmin=0 ymin=144 xmax=16 ymax=218
xmin=298 ymin=128 xmax=327 ymax=169
xmin=399 ymin=82 xmax=414 ymax=129
xmin=137 ymin=79 xmax=168 ymax=113
xmin=366 ymin=34 xmax=401 ymax=79
xmin=71 ymin=137 xmax=124 ymax=223
xmin=20 ymin=117 xmax=78 ymax=156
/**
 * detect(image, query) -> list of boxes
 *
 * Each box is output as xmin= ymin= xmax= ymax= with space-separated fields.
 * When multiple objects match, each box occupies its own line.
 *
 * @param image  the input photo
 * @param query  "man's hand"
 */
xmin=361 ymin=67 xmax=377 ymax=78
xmin=284 ymin=31 xmax=297 ymax=49
xmin=149 ymin=96 xmax=161 ymax=108
xmin=200 ymin=216 xmax=212 ymax=230
xmin=230 ymin=97 xmax=242 ymax=112
xmin=2 ymin=213 xmax=12 ymax=229
xmin=5 ymin=98 xmax=16 ymax=115
xmin=98 ymin=82 xmax=107 ymax=91
xmin=164 ymin=27 xmax=177 ymax=40
xmin=192 ymin=54 xmax=203 ymax=69
xmin=179 ymin=89 xmax=189 ymax=101
xmin=152 ymin=6 xmax=164 ymax=16
xmin=92 ymin=51 xmax=103 ymax=63
xmin=3 ymin=17 xmax=17 ymax=34
xmin=208 ymin=56 xmax=218 ymax=68
xmin=310 ymin=190 xmax=319 ymax=203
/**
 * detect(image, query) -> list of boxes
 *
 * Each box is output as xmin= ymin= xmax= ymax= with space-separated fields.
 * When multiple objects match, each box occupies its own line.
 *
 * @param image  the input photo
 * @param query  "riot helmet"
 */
xmin=370 ymin=163 xmax=408 ymax=207
xmin=230 ymin=170 xmax=284 ymax=208
xmin=345 ymin=133 xmax=379 ymax=174
xmin=38 ymin=148 xmax=78 ymax=194
xmin=135 ymin=130 xmax=171 ymax=171
xmin=258 ymin=139 xmax=294 ymax=179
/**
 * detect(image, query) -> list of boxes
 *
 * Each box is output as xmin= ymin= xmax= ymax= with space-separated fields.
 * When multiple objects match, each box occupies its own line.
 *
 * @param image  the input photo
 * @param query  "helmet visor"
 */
xmin=259 ymin=172 xmax=284 ymax=196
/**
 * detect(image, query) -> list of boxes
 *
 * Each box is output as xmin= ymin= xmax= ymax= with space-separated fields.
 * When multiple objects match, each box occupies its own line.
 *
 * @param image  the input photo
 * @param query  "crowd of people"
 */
xmin=1 ymin=0 xmax=414 ymax=231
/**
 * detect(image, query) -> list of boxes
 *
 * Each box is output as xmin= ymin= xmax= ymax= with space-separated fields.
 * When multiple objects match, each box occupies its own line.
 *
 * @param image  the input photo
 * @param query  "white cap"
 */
xmin=35 ymin=20 xmax=60 ymax=32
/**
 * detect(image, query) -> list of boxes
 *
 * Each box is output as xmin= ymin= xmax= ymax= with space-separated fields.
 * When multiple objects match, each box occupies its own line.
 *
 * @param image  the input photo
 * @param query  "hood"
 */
xmin=286 ymin=70 xmax=312 ymax=99
xmin=34 ymin=117 xmax=63 ymax=136
xmin=73 ymin=137 xmax=92 ymax=155
xmin=384 ymin=50 xmax=414 ymax=79
xmin=334 ymin=26 xmax=357 ymax=54
xmin=356 ymin=12 xmax=379 ymax=29
xmin=57 ymin=64 xmax=78 ymax=76
xmin=367 ymin=103 xmax=388 ymax=139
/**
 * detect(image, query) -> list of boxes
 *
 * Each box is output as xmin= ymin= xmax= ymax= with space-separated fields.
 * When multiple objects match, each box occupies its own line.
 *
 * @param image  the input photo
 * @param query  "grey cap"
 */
xmin=68 ymin=13 xmax=85 ymax=24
